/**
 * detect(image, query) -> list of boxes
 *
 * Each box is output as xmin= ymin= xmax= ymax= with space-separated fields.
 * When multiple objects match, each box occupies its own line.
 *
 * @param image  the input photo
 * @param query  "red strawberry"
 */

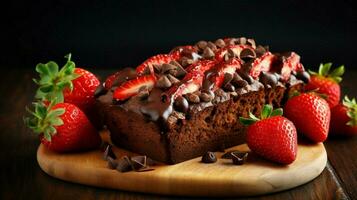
xmin=240 ymin=104 xmax=297 ymax=164
xmin=113 ymin=74 xmax=156 ymax=101
xmin=166 ymin=60 xmax=217 ymax=99
xmin=284 ymin=93 xmax=331 ymax=142
xmin=63 ymin=68 xmax=100 ymax=113
xmin=25 ymin=102 xmax=101 ymax=153
xmin=330 ymin=96 xmax=357 ymax=136
xmin=33 ymin=54 xmax=100 ymax=114
xmin=136 ymin=54 xmax=175 ymax=75
xmin=305 ymin=63 xmax=344 ymax=108
xmin=249 ymin=52 xmax=276 ymax=79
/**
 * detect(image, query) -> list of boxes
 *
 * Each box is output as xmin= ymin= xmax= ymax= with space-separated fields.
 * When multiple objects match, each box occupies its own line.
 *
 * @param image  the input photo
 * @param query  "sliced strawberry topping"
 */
xmin=279 ymin=52 xmax=304 ymax=81
xmin=250 ymin=52 xmax=276 ymax=79
xmin=166 ymin=60 xmax=217 ymax=99
xmin=113 ymin=75 xmax=156 ymax=101
xmin=105 ymin=72 xmax=119 ymax=90
xmin=104 ymin=68 xmax=137 ymax=90
xmin=215 ymin=45 xmax=254 ymax=62
xmin=211 ymin=58 xmax=241 ymax=89
xmin=136 ymin=54 xmax=174 ymax=75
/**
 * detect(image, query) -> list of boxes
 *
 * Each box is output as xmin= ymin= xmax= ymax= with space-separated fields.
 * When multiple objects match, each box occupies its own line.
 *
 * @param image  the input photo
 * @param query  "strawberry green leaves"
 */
xmin=239 ymin=104 xmax=283 ymax=126
xmin=33 ymin=53 xmax=81 ymax=104
xmin=24 ymin=101 xmax=65 ymax=142
xmin=343 ymin=96 xmax=357 ymax=127
xmin=308 ymin=63 xmax=345 ymax=83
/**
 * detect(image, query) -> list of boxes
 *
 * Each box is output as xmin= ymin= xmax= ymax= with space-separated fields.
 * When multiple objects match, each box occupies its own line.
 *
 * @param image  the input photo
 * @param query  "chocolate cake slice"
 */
xmin=95 ymin=37 xmax=309 ymax=164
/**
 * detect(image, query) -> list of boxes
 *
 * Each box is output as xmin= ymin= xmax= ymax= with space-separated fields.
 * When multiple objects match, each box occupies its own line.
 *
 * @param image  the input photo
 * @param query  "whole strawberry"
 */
xmin=284 ymin=93 xmax=330 ymax=142
xmin=25 ymin=102 xmax=101 ymax=152
xmin=33 ymin=54 xmax=100 ymax=114
xmin=240 ymin=105 xmax=297 ymax=164
xmin=305 ymin=63 xmax=344 ymax=108
xmin=330 ymin=96 xmax=357 ymax=136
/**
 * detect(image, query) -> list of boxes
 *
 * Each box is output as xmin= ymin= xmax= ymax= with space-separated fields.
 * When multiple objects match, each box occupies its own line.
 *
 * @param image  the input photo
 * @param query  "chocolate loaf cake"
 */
xmin=95 ymin=37 xmax=309 ymax=164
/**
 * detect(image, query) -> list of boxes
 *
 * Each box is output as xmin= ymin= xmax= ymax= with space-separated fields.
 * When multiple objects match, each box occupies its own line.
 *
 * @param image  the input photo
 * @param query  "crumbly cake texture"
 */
xmin=95 ymin=37 xmax=309 ymax=164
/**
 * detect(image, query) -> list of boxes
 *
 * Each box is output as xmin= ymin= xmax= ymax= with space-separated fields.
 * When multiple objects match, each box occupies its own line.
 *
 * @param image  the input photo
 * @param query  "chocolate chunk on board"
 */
xmin=201 ymin=151 xmax=217 ymax=163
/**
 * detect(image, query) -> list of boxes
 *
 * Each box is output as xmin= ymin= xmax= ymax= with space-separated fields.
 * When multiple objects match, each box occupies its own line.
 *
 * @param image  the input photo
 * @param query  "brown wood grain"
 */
xmin=0 ymin=69 xmax=355 ymax=200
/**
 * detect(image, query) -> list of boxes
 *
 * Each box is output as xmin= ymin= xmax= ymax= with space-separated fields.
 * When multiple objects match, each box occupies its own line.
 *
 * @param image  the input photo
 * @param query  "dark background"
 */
xmin=2 ymin=0 xmax=357 ymax=70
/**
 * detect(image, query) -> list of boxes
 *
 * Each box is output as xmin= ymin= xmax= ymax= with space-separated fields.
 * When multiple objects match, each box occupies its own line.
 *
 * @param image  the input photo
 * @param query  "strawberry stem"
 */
xmin=343 ymin=96 xmax=357 ymax=127
xmin=239 ymin=104 xmax=283 ymax=126
xmin=308 ymin=62 xmax=344 ymax=83
xmin=24 ymin=100 xmax=65 ymax=142
xmin=33 ymin=53 xmax=81 ymax=104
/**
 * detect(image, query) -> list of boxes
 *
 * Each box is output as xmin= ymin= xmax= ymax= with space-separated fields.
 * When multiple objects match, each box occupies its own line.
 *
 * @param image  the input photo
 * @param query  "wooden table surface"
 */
xmin=1 ymin=69 xmax=356 ymax=200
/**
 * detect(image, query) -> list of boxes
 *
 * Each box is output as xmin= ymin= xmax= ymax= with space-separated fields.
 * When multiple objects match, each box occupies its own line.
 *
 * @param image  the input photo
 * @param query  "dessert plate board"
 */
xmin=37 ymin=132 xmax=327 ymax=197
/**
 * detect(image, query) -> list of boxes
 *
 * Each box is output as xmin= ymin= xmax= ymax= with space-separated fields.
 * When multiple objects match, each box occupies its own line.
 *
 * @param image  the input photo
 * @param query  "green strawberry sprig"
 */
xmin=308 ymin=62 xmax=345 ymax=83
xmin=343 ymin=96 xmax=357 ymax=126
xmin=33 ymin=54 xmax=80 ymax=104
xmin=24 ymin=100 xmax=65 ymax=141
xmin=239 ymin=104 xmax=283 ymax=125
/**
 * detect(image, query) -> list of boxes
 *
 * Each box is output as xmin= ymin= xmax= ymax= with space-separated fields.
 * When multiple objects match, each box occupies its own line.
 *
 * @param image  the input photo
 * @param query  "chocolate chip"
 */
xmin=296 ymin=71 xmax=310 ymax=83
xmin=207 ymin=42 xmax=217 ymax=51
xmin=199 ymin=92 xmax=213 ymax=102
xmin=185 ymin=93 xmax=200 ymax=103
xmin=231 ymin=151 xmax=248 ymax=165
xmin=180 ymin=57 xmax=194 ymax=67
xmin=94 ymin=84 xmax=107 ymax=98
xmin=228 ymin=38 xmax=238 ymax=45
xmin=224 ymin=83 xmax=235 ymax=92
xmin=103 ymin=144 xmax=117 ymax=160
xmin=196 ymin=41 xmax=208 ymax=50
xmin=234 ymin=80 xmax=248 ymax=88
xmin=238 ymin=71 xmax=254 ymax=84
xmin=223 ymin=73 xmax=234 ymax=86
xmin=130 ymin=155 xmax=146 ymax=170
xmin=153 ymin=64 xmax=162 ymax=73
xmin=247 ymin=38 xmax=256 ymax=48
xmin=201 ymin=151 xmax=217 ymax=163
xmin=232 ymin=73 xmax=248 ymax=88
xmin=215 ymin=39 xmax=225 ymax=48
xmin=240 ymin=48 xmax=256 ymax=61
xmin=172 ymin=64 xmax=187 ymax=77
xmin=116 ymin=156 xmax=133 ymax=172
xmin=169 ymin=60 xmax=182 ymax=68
xmin=107 ymin=157 xmax=118 ymax=169
xmin=238 ymin=37 xmax=247 ymax=45
xmin=260 ymin=72 xmax=278 ymax=87
xmin=174 ymin=96 xmax=189 ymax=113
xmin=255 ymin=45 xmax=267 ymax=57
xmin=227 ymin=49 xmax=237 ymax=58
xmin=232 ymin=72 xmax=243 ymax=82
xmin=156 ymin=75 xmax=172 ymax=89
xmin=161 ymin=63 xmax=177 ymax=73
xmin=166 ymin=74 xmax=180 ymax=85
xmin=202 ymin=47 xmax=215 ymax=59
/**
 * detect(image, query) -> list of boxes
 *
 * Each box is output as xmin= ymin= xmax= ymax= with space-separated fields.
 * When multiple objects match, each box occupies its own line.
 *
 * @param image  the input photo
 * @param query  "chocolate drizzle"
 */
xmin=139 ymin=88 xmax=173 ymax=123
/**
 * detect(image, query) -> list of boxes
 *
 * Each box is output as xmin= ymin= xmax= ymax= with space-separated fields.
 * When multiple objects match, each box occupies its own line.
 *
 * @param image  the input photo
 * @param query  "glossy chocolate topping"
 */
xmin=97 ymin=37 xmax=309 ymax=127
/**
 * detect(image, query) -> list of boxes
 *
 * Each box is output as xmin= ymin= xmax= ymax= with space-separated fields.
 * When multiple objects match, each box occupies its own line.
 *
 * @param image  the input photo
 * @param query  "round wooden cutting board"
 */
xmin=37 ymin=139 xmax=327 ymax=197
